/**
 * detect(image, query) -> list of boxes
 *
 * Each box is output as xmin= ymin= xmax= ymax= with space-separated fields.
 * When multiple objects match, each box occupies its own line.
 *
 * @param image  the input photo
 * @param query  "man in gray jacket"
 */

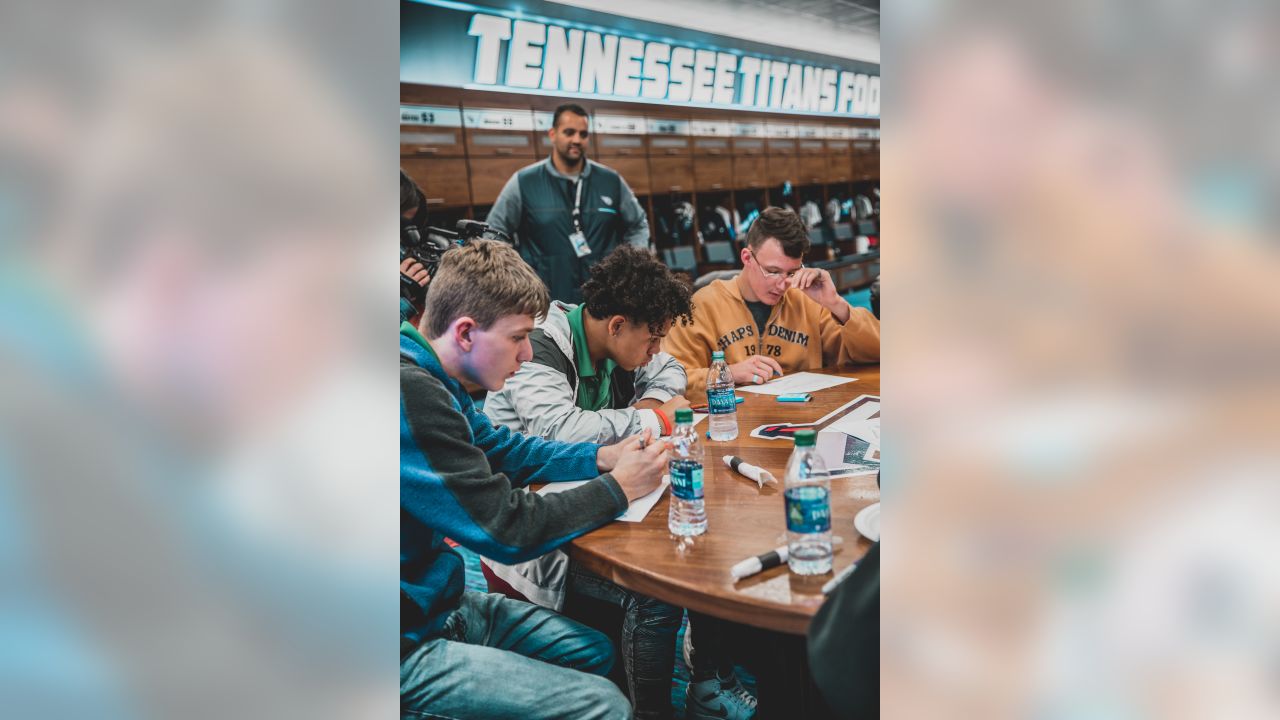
xmin=484 ymin=246 xmax=690 ymax=443
xmin=484 ymin=247 xmax=760 ymax=720
xmin=488 ymin=103 xmax=650 ymax=304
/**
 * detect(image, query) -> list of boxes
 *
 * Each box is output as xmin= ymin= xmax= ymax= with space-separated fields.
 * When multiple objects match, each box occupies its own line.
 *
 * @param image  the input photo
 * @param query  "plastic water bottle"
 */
xmin=784 ymin=429 xmax=833 ymax=574
xmin=706 ymin=351 xmax=738 ymax=441
xmin=667 ymin=408 xmax=707 ymax=536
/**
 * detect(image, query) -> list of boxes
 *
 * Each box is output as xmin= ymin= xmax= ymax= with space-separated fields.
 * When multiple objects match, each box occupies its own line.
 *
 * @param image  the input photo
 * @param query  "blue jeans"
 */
xmin=568 ymin=565 xmax=684 ymax=720
xmin=400 ymin=591 xmax=631 ymax=719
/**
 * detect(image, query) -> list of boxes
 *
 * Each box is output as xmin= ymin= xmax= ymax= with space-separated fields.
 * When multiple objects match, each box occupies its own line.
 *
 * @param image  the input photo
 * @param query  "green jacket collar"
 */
xmin=566 ymin=305 xmax=614 ymax=379
xmin=400 ymin=321 xmax=439 ymax=363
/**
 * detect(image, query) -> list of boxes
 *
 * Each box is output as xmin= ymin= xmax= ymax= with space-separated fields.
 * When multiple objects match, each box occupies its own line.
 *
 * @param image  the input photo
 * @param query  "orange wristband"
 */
xmin=653 ymin=408 xmax=673 ymax=436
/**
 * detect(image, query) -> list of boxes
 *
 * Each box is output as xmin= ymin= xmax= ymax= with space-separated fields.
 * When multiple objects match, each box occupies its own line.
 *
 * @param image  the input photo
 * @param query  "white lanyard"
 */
xmin=571 ymin=174 xmax=585 ymax=234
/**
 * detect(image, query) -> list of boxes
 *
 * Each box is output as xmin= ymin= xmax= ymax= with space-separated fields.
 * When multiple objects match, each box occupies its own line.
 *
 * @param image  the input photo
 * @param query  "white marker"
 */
xmin=722 ymin=455 xmax=778 ymax=487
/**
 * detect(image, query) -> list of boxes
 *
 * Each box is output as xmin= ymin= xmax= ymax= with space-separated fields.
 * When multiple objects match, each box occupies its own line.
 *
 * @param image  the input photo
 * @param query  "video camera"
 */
xmin=401 ymin=219 xmax=511 ymax=312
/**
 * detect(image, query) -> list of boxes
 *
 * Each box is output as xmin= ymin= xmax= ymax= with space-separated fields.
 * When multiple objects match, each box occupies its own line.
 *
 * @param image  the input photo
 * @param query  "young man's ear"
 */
xmin=451 ymin=317 xmax=477 ymax=351
xmin=608 ymin=316 xmax=626 ymax=337
xmin=740 ymin=246 xmax=752 ymax=266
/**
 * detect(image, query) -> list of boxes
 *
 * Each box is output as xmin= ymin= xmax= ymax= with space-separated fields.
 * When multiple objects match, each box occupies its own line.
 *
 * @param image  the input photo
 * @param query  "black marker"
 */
xmin=730 ymin=537 xmax=844 ymax=580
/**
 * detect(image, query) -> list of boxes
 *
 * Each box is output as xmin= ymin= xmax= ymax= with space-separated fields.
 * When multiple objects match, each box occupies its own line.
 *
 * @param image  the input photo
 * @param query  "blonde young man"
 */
xmin=664 ymin=206 xmax=880 ymax=400
xmin=400 ymin=240 xmax=671 ymax=720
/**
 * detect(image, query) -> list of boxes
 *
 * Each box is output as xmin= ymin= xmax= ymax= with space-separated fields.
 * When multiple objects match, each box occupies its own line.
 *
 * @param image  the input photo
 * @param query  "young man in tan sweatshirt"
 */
xmin=664 ymin=206 xmax=880 ymax=400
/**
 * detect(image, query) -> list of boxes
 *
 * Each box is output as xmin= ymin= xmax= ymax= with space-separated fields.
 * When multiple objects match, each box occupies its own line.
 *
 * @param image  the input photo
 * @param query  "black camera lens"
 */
xmin=401 ymin=220 xmax=422 ymax=247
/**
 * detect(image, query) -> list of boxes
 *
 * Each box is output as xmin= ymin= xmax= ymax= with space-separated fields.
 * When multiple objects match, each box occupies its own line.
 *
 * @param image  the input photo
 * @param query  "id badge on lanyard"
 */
xmin=569 ymin=177 xmax=591 ymax=258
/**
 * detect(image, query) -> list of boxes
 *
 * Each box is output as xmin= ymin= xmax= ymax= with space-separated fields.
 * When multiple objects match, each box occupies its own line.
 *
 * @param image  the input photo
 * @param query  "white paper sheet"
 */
xmin=537 ymin=475 xmax=670 ymax=523
xmin=823 ymin=400 xmax=880 ymax=435
xmin=828 ymin=417 xmax=880 ymax=447
xmin=735 ymin=371 xmax=858 ymax=396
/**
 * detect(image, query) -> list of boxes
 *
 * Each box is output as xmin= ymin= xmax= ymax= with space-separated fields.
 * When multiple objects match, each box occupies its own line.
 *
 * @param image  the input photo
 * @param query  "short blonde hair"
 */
xmin=423 ymin=240 xmax=550 ymax=338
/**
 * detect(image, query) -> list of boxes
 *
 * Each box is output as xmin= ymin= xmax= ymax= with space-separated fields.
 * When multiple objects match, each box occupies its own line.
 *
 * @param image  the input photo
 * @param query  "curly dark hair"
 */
xmin=581 ymin=246 xmax=693 ymax=333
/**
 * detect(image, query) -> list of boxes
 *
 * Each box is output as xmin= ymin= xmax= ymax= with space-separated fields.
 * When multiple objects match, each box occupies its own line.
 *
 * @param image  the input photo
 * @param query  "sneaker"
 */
xmin=685 ymin=672 xmax=757 ymax=720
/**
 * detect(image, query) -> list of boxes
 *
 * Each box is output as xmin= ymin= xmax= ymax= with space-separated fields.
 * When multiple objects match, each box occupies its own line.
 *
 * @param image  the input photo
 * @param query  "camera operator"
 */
xmin=401 ymin=170 xmax=431 ymax=324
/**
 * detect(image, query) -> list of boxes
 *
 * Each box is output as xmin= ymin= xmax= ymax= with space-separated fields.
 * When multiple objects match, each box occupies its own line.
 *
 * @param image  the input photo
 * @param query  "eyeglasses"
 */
xmin=749 ymin=249 xmax=803 ymax=280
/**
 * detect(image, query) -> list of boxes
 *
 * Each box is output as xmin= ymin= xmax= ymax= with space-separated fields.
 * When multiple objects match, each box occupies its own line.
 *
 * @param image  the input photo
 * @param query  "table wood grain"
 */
xmin=567 ymin=366 xmax=880 ymax=635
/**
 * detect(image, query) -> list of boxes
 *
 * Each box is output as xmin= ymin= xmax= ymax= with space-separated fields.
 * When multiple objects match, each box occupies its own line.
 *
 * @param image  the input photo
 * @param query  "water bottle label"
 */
xmin=784 ymin=487 xmax=831 ymax=533
xmin=670 ymin=463 xmax=704 ymax=501
xmin=707 ymin=387 xmax=737 ymax=415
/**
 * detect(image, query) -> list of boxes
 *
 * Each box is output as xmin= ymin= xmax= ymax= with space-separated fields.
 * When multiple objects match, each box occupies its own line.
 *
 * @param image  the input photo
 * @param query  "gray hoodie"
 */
xmin=481 ymin=301 xmax=687 ymax=609
xmin=484 ymin=301 xmax=687 ymax=444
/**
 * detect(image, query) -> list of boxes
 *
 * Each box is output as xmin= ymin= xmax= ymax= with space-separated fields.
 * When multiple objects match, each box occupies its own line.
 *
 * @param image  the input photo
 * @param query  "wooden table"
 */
xmin=567 ymin=366 xmax=880 ymax=636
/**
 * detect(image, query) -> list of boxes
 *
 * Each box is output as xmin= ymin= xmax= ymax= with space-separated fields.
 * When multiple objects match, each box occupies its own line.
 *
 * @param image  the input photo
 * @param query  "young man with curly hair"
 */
xmin=484 ymin=246 xmax=758 ymax=720
xmin=485 ymin=244 xmax=693 ymax=443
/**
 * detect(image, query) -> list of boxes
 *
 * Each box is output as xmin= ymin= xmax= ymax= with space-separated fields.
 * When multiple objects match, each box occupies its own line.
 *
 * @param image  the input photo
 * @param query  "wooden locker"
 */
xmin=401 ymin=157 xmax=472 ymax=208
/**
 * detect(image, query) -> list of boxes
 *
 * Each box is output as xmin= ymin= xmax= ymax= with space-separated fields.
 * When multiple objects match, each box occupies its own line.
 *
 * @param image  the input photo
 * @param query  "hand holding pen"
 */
xmin=728 ymin=355 xmax=784 ymax=385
